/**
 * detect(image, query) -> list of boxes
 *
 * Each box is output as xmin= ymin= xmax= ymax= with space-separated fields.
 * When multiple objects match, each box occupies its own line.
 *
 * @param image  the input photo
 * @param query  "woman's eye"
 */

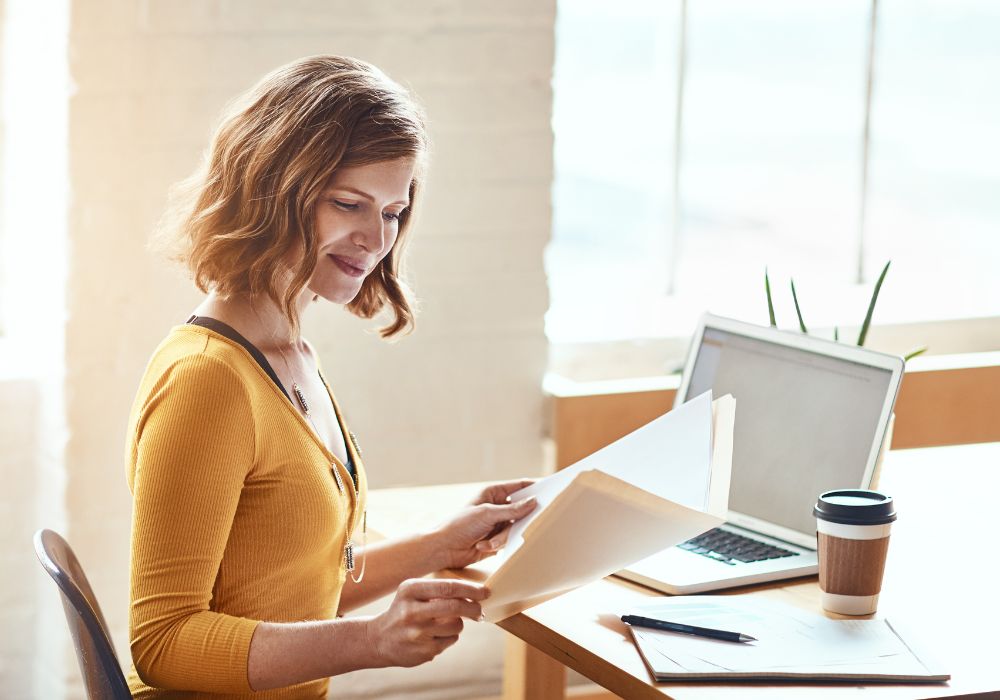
xmin=333 ymin=200 xmax=359 ymax=211
xmin=382 ymin=211 xmax=403 ymax=223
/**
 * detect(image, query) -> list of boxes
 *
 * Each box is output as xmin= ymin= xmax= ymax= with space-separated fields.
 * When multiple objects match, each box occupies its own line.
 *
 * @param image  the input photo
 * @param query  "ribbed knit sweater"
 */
xmin=125 ymin=325 xmax=367 ymax=699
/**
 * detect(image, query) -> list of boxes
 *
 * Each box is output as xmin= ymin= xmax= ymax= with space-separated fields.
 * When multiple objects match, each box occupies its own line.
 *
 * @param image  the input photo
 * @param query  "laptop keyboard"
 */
xmin=678 ymin=528 xmax=800 ymax=566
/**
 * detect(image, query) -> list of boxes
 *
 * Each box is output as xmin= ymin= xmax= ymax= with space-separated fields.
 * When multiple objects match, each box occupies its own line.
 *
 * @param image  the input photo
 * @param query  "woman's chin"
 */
xmin=307 ymin=283 xmax=362 ymax=306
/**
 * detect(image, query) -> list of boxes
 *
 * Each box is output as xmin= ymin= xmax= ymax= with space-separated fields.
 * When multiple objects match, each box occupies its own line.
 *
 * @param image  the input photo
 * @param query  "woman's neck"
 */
xmin=193 ymin=291 xmax=314 ymax=352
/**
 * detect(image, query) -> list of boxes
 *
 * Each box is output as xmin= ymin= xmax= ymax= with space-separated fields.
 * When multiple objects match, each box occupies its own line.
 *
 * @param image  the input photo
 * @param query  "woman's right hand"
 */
xmin=365 ymin=578 xmax=488 ymax=667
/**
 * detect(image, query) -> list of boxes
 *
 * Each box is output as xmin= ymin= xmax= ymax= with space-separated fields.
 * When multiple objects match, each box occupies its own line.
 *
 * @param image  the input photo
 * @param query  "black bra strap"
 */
xmin=185 ymin=315 xmax=357 ymax=480
xmin=187 ymin=315 xmax=290 ymax=402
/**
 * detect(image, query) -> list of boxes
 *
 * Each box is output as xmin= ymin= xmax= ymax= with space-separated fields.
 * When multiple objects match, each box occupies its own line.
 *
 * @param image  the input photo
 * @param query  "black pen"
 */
xmin=621 ymin=614 xmax=757 ymax=643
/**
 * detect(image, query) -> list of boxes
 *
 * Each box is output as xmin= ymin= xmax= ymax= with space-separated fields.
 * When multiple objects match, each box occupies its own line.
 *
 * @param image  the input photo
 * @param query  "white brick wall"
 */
xmin=52 ymin=1 xmax=555 ymax=698
xmin=0 ymin=380 xmax=40 ymax=699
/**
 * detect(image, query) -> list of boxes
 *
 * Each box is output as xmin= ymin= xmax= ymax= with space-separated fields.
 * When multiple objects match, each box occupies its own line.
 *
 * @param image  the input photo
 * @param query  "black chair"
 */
xmin=33 ymin=528 xmax=132 ymax=699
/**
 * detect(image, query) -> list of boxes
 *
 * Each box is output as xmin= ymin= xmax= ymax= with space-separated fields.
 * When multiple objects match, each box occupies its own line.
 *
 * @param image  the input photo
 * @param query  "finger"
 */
xmin=432 ymin=635 xmax=460 ymax=653
xmin=425 ymin=617 xmax=464 ymax=638
xmin=476 ymin=523 xmax=514 ymax=552
xmin=474 ymin=479 xmax=536 ymax=506
xmin=471 ymin=547 xmax=498 ymax=562
xmin=472 ymin=483 xmax=502 ymax=506
xmin=472 ymin=500 xmax=536 ymax=551
xmin=481 ymin=520 xmax=507 ymax=541
xmin=494 ymin=478 xmax=537 ymax=503
xmin=418 ymin=597 xmax=483 ymax=621
xmin=481 ymin=497 xmax=537 ymax=525
xmin=402 ymin=578 xmax=489 ymax=602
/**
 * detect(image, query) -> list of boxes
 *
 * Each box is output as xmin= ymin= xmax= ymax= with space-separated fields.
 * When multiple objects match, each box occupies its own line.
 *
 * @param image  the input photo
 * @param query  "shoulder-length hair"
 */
xmin=162 ymin=55 xmax=428 ymax=338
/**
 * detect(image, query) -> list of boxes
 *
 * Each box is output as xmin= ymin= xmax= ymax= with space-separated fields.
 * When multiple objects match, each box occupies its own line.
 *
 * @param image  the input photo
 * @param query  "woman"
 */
xmin=126 ymin=55 xmax=537 ymax=698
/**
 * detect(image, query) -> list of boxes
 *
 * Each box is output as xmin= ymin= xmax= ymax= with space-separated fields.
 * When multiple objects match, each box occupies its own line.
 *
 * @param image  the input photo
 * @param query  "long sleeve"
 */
xmin=128 ymin=353 xmax=260 ymax=693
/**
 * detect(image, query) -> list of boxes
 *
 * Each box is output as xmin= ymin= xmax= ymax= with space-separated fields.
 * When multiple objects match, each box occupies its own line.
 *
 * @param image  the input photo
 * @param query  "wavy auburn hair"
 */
xmin=162 ymin=55 xmax=428 ymax=338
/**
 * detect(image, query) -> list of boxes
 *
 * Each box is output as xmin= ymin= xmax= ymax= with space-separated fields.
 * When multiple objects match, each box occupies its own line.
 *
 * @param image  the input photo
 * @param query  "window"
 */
xmin=0 ymin=0 xmax=69 ymax=374
xmin=548 ymin=0 xmax=682 ymax=343
xmin=0 ymin=0 xmax=7 ymax=341
xmin=548 ymin=0 xmax=1000 ymax=349
xmin=865 ymin=0 xmax=1000 ymax=319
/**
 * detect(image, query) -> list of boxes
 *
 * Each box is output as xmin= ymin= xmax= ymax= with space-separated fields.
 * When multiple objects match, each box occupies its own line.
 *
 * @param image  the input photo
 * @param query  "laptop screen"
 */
xmin=685 ymin=327 xmax=894 ymax=536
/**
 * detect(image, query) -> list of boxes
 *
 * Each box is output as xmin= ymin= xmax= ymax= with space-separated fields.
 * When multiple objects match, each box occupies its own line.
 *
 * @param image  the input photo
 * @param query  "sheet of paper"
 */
xmin=481 ymin=470 xmax=723 ymax=622
xmin=708 ymin=394 xmax=735 ymax=517
xmin=476 ymin=394 xmax=735 ymax=621
xmin=500 ymin=391 xmax=718 ymax=561
xmin=628 ymin=597 xmax=933 ymax=677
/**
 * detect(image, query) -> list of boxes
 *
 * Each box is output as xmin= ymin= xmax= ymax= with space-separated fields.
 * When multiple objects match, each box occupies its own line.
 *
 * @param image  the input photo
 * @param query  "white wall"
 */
xmin=1 ymin=1 xmax=555 ymax=697
xmin=0 ymin=380 xmax=40 ymax=699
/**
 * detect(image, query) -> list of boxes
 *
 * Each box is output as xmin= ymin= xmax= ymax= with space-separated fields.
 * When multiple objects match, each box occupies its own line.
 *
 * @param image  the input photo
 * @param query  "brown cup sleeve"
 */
xmin=817 ymin=533 xmax=890 ymax=596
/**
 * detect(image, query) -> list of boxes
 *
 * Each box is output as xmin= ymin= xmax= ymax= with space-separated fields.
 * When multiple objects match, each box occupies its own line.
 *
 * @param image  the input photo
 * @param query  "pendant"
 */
xmin=331 ymin=463 xmax=345 ymax=493
xmin=345 ymin=540 xmax=355 ymax=572
xmin=292 ymin=383 xmax=310 ymax=415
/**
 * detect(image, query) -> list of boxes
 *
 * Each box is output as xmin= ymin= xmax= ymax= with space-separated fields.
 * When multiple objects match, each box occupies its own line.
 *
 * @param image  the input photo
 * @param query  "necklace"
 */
xmin=266 ymin=323 xmax=368 ymax=584
xmin=273 ymin=340 xmax=313 ymax=417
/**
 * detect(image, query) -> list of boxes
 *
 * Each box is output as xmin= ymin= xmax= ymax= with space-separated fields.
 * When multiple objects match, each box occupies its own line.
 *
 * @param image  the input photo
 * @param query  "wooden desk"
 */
xmin=368 ymin=442 xmax=1000 ymax=699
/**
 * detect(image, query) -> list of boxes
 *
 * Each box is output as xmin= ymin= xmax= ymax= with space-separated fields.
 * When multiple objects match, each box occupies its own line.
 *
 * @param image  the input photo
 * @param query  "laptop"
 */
xmin=617 ymin=313 xmax=904 ymax=594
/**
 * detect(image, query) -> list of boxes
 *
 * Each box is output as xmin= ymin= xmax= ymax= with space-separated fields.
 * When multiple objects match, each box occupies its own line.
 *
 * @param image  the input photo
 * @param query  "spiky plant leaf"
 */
xmin=903 ymin=346 xmax=927 ymax=362
xmin=765 ymin=268 xmax=776 ymax=327
xmin=833 ymin=326 xmax=839 ymax=342
xmin=790 ymin=279 xmax=808 ymax=333
xmin=857 ymin=260 xmax=891 ymax=346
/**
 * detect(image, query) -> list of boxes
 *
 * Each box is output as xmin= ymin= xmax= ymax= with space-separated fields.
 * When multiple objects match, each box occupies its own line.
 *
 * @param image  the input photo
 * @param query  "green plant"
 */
xmin=765 ymin=261 xmax=926 ymax=362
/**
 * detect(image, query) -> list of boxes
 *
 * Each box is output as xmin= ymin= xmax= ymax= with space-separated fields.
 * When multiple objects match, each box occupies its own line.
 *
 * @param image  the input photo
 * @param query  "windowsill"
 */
xmin=543 ymin=371 xmax=680 ymax=398
xmin=547 ymin=315 xmax=1000 ymax=384
xmin=903 ymin=349 xmax=1000 ymax=372
xmin=546 ymin=348 xmax=1000 ymax=400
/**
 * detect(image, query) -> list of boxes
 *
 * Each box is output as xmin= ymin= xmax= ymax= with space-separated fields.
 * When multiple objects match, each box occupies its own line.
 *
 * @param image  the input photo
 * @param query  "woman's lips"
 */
xmin=329 ymin=255 xmax=366 ymax=278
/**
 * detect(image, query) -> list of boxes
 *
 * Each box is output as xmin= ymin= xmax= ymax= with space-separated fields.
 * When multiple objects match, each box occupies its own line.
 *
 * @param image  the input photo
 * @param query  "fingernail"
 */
xmin=489 ymin=538 xmax=501 ymax=549
xmin=476 ymin=541 xmax=490 ymax=551
xmin=479 ymin=612 xmax=485 ymax=622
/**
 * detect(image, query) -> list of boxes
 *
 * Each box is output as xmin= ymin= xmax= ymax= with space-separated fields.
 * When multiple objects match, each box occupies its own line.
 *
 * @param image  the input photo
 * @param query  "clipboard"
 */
xmin=626 ymin=596 xmax=950 ymax=682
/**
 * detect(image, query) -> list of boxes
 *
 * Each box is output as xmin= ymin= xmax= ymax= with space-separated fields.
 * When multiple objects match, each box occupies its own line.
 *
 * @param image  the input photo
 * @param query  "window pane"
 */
xmin=548 ymin=0 xmax=1000 ymax=346
xmin=865 ymin=0 xmax=1000 ymax=321
xmin=548 ymin=1 xmax=873 ymax=342
xmin=677 ymin=0 xmax=870 ymax=304
xmin=547 ymin=0 xmax=681 ymax=342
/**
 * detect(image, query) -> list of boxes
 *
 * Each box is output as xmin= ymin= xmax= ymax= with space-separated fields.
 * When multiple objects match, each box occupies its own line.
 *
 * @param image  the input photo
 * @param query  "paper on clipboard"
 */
xmin=478 ymin=392 xmax=735 ymax=622
xmin=626 ymin=596 xmax=950 ymax=682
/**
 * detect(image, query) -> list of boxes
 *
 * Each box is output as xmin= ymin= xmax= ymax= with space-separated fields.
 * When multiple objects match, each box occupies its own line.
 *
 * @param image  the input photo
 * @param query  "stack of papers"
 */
xmin=477 ymin=391 xmax=735 ymax=622
xmin=627 ymin=597 xmax=949 ymax=682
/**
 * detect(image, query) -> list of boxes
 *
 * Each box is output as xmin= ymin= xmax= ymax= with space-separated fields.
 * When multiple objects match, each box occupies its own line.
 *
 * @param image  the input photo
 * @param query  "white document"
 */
xmin=478 ymin=392 xmax=735 ymax=622
xmin=501 ymin=391 xmax=725 ymax=561
xmin=627 ymin=597 xmax=949 ymax=681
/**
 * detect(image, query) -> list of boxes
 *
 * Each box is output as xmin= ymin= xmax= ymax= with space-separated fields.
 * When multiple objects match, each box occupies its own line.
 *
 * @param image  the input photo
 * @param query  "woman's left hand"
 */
xmin=431 ymin=479 xmax=538 ymax=570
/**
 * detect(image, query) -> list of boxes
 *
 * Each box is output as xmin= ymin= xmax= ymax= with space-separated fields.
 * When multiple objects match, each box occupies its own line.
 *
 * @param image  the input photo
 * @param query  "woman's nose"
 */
xmin=352 ymin=211 xmax=385 ymax=252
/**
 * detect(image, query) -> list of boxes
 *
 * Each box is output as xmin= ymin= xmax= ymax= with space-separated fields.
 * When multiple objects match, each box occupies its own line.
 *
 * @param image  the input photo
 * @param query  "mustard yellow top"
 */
xmin=125 ymin=325 xmax=367 ymax=699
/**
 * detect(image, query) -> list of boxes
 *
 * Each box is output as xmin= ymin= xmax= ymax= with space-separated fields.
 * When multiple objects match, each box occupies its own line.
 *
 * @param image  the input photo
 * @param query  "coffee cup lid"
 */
xmin=813 ymin=489 xmax=896 ymax=526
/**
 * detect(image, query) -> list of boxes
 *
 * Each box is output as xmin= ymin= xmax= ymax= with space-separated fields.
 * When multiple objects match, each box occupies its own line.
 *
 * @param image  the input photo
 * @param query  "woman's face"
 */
xmin=307 ymin=157 xmax=416 ymax=304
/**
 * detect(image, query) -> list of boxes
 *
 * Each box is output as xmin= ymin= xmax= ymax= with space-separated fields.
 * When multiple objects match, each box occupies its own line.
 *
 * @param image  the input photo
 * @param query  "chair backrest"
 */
xmin=33 ymin=529 xmax=132 ymax=700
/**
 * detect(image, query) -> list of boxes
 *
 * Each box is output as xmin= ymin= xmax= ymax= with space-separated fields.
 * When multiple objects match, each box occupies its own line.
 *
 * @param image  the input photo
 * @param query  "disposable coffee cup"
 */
xmin=813 ymin=489 xmax=896 ymax=615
